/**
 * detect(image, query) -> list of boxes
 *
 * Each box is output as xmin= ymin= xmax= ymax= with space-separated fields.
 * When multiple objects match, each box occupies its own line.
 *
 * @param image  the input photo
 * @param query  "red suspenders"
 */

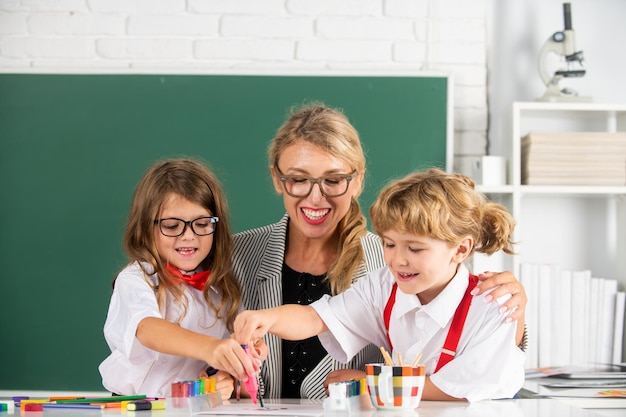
xmin=383 ymin=274 xmax=479 ymax=372
xmin=383 ymin=282 xmax=398 ymax=350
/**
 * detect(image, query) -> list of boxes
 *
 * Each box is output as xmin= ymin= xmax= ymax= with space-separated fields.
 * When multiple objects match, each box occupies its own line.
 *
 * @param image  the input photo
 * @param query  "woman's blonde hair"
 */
xmin=122 ymin=158 xmax=241 ymax=331
xmin=269 ymin=102 xmax=367 ymax=294
xmin=370 ymin=168 xmax=515 ymax=256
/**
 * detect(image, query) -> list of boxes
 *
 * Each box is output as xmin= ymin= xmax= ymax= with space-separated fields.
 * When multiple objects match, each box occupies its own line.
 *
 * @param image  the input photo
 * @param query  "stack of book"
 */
xmin=521 ymin=132 xmax=626 ymax=186
xmin=520 ymin=263 xmax=626 ymax=369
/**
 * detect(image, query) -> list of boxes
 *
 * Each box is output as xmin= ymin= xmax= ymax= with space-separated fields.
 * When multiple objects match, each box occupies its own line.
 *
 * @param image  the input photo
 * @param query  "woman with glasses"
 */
xmin=99 ymin=158 xmax=264 ymax=400
xmin=232 ymin=103 xmax=528 ymax=399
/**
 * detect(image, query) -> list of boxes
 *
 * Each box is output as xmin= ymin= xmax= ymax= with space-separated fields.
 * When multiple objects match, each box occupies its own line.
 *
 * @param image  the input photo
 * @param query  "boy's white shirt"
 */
xmin=312 ymin=263 xmax=525 ymax=402
xmin=99 ymin=261 xmax=231 ymax=397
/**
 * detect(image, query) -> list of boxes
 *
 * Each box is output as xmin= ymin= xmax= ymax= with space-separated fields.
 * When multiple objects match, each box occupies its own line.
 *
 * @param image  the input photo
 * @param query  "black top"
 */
xmin=280 ymin=263 xmax=331 ymax=398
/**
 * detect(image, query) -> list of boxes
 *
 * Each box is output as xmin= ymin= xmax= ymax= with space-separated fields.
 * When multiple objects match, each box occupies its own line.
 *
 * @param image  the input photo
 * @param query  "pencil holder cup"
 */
xmin=365 ymin=363 xmax=425 ymax=410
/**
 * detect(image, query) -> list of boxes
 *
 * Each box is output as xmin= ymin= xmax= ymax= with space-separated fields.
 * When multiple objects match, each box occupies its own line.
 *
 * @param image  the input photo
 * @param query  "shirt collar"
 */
xmin=393 ymin=263 xmax=470 ymax=328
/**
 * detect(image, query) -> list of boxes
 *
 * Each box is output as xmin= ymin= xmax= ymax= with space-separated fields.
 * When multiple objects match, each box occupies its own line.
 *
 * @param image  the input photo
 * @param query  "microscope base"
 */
xmin=536 ymin=82 xmax=591 ymax=103
xmin=536 ymin=92 xmax=592 ymax=103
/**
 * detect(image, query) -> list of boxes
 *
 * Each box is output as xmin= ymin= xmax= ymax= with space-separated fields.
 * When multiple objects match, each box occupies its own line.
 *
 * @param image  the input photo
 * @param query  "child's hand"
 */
xmin=323 ymin=369 xmax=366 ymax=394
xmin=202 ymin=338 xmax=258 ymax=382
xmin=227 ymin=335 xmax=265 ymax=373
xmin=197 ymin=368 xmax=235 ymax=402
xmin=253 ymin=337 xmax=267 ymax=362
xmin=213 ymin=370 xmax=236 ymax=402
xmin=233 ymin=310 xmax=275 ymax=346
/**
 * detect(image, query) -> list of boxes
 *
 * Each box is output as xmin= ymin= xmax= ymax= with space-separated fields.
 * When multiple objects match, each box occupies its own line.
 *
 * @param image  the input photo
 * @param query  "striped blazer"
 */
xmin=233 ymin=214 xmax=386 ymax=399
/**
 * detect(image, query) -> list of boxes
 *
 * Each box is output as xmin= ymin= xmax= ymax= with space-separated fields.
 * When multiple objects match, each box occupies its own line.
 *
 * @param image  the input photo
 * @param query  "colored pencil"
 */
xmin=43 ymin=403 xmax=103 ymax=409
xmin=379 ymin=346 xmax=394 ymax=366
xmin=48 ymin=396 xmax=84 ymax=401
xmin=100 ymin=401 xmax=122 ymax=408
xmin=55 ymin=394 xmax=147 ymax=403
xmin=411 ymin=352 xmax=423 ymax=367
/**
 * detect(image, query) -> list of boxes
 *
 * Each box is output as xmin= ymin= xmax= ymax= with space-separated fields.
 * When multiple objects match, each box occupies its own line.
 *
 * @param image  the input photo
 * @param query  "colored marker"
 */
xmin=126 ymin=399 xmax=166 ymax=411
xmin=24 ymin=403 xmax=44 ymax=411
xmin=0 ymin=401 xmax=14 ymax=412
xmin=241 ymin=344 xmax=260 ymax=405
xmin=20 ymin=399 xmax=48 ymax=411
xmin=204 ymin=376 xmax=216 ymax=393
xmin=12 ymin=396 xmax=28 ymax=405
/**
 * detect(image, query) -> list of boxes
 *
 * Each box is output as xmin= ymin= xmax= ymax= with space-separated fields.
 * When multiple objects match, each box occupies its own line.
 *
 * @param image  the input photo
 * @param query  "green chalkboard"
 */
xmin=0 ymin=73 xmax=448 ymax=391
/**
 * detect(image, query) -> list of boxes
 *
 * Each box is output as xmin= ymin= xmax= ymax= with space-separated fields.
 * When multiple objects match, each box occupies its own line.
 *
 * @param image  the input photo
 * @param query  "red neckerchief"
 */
xmin=383 ymin=274 xmax=479 ymax=372
xmin=165 ymin=263 xmax=210 ymax=291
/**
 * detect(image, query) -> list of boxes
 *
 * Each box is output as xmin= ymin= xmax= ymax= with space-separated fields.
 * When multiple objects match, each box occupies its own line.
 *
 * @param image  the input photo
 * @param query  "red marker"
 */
xmin=24 ymin=403 xmax=44 ymax=411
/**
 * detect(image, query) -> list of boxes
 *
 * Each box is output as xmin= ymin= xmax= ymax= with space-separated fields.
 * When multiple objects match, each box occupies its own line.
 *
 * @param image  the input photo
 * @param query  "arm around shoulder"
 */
xmin=473 ymin=271 xmax=527 ymax=345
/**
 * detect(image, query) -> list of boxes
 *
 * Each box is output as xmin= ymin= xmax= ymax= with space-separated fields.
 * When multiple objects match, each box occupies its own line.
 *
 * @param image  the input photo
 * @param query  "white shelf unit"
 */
xmin=473 ymin=102 xmax=626 ymax=288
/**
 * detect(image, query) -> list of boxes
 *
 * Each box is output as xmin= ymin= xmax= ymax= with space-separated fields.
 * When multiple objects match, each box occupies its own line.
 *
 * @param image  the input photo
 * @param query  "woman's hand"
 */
xmin=471 ymin=271 xmax=527 ymax=346
xmin=471 ymin=271 xmax=527 ymax=322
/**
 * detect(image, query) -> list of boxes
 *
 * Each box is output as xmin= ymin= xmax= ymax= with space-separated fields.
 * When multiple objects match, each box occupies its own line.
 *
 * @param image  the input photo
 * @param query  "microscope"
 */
xmin=537 ymin=2 xmax=590 ymax=102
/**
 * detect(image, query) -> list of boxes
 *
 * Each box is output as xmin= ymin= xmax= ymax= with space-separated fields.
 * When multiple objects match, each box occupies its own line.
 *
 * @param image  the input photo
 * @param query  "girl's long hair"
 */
xmin=122 ymin=158 xmax=241 ymax=331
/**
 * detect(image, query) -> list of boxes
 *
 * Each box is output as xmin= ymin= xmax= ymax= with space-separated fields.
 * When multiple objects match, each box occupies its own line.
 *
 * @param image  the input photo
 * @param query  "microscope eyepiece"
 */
xmin=563 ymin=3 xmax=572 ymax=31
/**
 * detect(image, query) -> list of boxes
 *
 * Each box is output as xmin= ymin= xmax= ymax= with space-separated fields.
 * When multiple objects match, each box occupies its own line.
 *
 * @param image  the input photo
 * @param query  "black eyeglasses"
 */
xmin=275 ymin=166 xmax=357 ymax=198
xmin=154 ymin=216 xmax=219 ymax=237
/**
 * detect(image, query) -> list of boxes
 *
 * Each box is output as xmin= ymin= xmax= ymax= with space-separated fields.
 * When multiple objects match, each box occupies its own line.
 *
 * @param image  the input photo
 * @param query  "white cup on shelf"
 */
xmin=472 ymin=156 xmax=507 ymax=186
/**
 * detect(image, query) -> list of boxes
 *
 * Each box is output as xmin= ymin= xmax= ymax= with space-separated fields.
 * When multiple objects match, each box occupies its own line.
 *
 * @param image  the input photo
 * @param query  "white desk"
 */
xmin=522 ymin=378 xmax=626 ymax=417
xmin=0 ymin=398 xmax=608 ymax=417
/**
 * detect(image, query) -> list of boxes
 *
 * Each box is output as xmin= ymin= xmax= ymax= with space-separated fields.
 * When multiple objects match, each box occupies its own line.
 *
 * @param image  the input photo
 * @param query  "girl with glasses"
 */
xmin=232 ymin=103 xmax=528 ymax=399
xmin=99 ymin=158 xmax=265 ymax=400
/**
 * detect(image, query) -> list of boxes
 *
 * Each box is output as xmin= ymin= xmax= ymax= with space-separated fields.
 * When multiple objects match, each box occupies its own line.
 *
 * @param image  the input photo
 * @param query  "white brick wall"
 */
xmin=0 ymin=0 xmax=490 ymax=171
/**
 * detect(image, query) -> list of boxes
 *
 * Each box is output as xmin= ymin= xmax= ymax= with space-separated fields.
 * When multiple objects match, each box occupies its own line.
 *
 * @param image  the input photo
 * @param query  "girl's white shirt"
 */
xmin=312 ymin=263 xmax=525 ymax=402
xmin=99 ymin=261 xmax=230 ymax=397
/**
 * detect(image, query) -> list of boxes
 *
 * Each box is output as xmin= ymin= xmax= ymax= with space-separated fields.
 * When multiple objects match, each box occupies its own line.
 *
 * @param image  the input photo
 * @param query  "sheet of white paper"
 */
xmin=196 ymin=402 xmax=324 ymax=416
